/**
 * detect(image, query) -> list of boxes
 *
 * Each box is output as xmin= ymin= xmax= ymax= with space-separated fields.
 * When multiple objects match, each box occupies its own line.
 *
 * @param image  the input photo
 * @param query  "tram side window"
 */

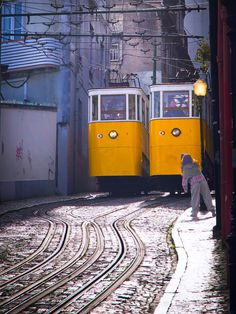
xmin=142 ymin=98 xmax=145 ymax=125
xmin=153 ymin=91 xmax=160 ymax=118
xmin=137 ymin=95 xmax=141 ymax=121
xmin=142 ymin=98 xmax=149 ymax=127
xmin=128 ymin=94 xmax=136 ymax=120
xmin=146 ymin=105 xmax=149 ymax=128
xmin=101 ymin=95 xmax=126 ymax=120
xmin=192 ymin=93 xmax=200 ymax=117
xmin=163 ymin=91 xmax=189 ymax=117
xmin=92 ymin=95 xmax=98 ymax=121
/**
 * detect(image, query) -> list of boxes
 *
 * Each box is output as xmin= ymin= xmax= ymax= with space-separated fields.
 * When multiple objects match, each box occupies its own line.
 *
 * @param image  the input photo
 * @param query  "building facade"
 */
xmin=108 ymin=0 xmax=196 ymax=89
xmin=0 ymin=0 xmax=200 ymax=201
xmin=0 ymin=0 xmax=112 ymax=200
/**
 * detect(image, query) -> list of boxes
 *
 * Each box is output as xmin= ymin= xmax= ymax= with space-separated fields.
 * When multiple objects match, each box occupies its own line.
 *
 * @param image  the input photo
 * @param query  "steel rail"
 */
xmin=4 ymin=222 xmax=104 ymax=314
xmin=47 ymin=195 xmax=168 ymax=313
xmin=0 ymin=212 xmax=71 ymax=307
xmin=0 ymin=193 xmax=171 ymax=313
xmin=0 ymin=214 xmax=56 ymax=277
xmin=77 ymin=214 xmax=146 ymax=313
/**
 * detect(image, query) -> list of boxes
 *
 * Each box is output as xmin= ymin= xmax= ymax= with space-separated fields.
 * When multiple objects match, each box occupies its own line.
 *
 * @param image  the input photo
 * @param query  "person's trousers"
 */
xmin=191 ymin=177 xmax=214 ymax=216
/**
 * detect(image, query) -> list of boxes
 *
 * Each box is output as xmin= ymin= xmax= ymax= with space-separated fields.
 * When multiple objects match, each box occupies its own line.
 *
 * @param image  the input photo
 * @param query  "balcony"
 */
xmin=1 ymin=38 xmax=62 ymax=72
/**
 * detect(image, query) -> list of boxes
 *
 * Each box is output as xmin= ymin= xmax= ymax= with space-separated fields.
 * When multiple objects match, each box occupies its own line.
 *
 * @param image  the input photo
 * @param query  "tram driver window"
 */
xmin=101 ymin=95 xmax=126 ymax=120
xmin=163 ymin=91 xmax=189 ymax=117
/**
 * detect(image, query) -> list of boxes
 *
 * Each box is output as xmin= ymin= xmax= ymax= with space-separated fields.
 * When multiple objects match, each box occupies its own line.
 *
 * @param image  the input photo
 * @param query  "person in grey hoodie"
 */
xmin=181 ymin=154 xmax=216 ymax=218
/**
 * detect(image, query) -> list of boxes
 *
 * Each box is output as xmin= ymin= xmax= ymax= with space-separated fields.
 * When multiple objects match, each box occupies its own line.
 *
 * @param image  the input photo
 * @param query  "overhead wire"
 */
xmin=1 ymin=0 xmax=206 ymax=83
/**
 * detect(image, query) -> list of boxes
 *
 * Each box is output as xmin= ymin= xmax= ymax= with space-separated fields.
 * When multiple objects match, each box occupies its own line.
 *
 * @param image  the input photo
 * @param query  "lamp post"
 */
xmin=193 ymin=79 xmax=207 ymax=168
xmin=193 ymin=79 xmax=207 ymax=213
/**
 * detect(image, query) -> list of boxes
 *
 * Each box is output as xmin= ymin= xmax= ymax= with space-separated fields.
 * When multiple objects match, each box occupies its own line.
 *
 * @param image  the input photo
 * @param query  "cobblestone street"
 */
xmin=0 ymin=193 xmax=229 ymax=313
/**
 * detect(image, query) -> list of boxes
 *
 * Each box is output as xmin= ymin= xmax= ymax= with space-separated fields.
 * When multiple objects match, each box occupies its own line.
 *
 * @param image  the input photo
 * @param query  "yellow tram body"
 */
xmin=89 ymin=121 xmax=147 ymax=176
xmin=88 ymin=87 xmax=149 ymax=194
xmin=149 ymin=83 xmax=202 ymax=192
xmin=150 ymin=118 xmax=201 ymax=176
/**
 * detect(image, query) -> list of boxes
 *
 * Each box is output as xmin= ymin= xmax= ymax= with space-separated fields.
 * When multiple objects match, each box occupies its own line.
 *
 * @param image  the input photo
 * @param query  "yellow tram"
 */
xmin=149 ymin=83 xmax=202 ymax=192
xmin=88 ymin=87 xmax=149 ymax=195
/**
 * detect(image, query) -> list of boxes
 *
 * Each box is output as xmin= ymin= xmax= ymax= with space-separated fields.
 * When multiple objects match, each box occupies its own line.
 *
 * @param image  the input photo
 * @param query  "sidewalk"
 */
xmin=154 ymin=205 xmax=229 ymax=314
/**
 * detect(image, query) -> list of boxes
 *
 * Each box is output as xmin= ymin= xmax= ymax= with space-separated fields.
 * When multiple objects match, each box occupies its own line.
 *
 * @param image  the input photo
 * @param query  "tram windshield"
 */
xmin=101 ymin=95 xmax=126 ymax=120
xmin=151 ymin=88 xmax=199 ymax=118
xmin=89 ymin=89 xmax=149 ymax=123
xmin=163 ymin=91 xmax=189 ymax=117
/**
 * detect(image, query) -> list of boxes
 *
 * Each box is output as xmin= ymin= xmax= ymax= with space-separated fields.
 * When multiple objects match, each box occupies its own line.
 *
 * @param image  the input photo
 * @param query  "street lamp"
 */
xmin=193 ymin=79 xmax=207 ymax=168
xmin=193 ymin=79 xmax=207 ymax=97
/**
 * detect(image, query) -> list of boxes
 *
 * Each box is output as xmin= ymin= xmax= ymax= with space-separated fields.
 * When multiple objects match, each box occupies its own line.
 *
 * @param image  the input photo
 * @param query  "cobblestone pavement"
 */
xmin=0 ymin=194 xmax=230 ymax=313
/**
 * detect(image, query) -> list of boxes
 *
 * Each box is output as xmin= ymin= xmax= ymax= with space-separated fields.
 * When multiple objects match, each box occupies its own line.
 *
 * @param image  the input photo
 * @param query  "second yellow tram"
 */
xmin=149 ymin=83 xmax=202 ymax=193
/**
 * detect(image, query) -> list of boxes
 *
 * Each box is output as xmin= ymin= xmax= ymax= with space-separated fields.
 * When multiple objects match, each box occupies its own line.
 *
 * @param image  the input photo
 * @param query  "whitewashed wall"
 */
xmin=0 ymin=104 xmax=57 ymax=200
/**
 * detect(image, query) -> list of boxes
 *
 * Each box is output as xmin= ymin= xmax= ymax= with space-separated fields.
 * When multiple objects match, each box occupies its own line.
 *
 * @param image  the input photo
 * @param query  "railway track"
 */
xmin=0 ymin=193 xmax=187 ymax=313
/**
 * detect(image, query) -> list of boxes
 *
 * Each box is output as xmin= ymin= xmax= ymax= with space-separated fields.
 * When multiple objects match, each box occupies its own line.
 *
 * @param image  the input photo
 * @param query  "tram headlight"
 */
xmin=171 ymin=128 xmax=181 ymax=137
xmin=109 ymin=130 xmax=118 ymax=139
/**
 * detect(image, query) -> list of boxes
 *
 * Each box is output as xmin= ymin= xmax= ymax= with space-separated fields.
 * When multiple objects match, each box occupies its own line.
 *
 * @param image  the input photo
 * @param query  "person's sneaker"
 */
xmin=209 ymin=208 xmax=216 ymax=217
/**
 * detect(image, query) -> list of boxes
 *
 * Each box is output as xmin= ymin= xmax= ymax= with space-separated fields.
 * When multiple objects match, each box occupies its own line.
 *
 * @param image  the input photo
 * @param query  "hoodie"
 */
xmin=182 ymin=162 xmax=201 ymax=179
xmin=182 ymin=162 xmax=203 ymax=192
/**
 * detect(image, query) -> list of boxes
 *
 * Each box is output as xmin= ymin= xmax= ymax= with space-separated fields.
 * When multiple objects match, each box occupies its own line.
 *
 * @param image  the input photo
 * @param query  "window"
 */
xmin=146 ymin=105 xmax=149 ymax=128
xmin=110 ymin=43 xmax=120 ymax=62
xmin=141 ymin=97 xmax=148 ymax=127
xmin=2 ymin=2 xmax=23 ymax=41
xmin=163 ymin=91 xmax=189 ymax=118
xmin=128 ymin=94 xmax=135 ymax=120
xmin=137 ymin=95 xmax=141 ymax=121
xmin=101 ymin=95 xmax=126 ymax=120
xmin=142 ymin=98 xmax=145 ymax=124
xmin=192 ymin=93 xmax=200 ymax=117
xmin=153 ymin=91 xmax=160 ymax=118
xmin=91 ymin=95 xmax=98 ymax=121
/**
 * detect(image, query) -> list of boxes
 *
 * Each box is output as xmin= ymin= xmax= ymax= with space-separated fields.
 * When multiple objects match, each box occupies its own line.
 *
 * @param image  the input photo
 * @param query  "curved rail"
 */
xmin=0 ymin=193 xmax=174 ymax=313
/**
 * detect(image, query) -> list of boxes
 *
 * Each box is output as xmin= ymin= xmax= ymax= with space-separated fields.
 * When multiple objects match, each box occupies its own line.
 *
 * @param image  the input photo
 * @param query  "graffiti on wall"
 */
xmin=16 ymin=140 xmax=23 ymax=160
xmin=0 ymin=108 xmax=57 ymax=182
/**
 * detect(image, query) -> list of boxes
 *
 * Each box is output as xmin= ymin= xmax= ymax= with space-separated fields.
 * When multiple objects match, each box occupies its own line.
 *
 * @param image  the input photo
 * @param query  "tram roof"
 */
xmin=88 ymin=86 xmax=148 ymax=96
xmin=150 ymin=83 xmax=194 ymax=92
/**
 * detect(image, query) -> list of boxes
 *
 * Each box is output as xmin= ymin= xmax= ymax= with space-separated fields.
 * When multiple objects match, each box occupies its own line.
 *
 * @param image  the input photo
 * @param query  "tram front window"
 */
xmin=163 ymin=91 xmax=189 ymax=117
xmin=101 ymin=95 xmax=126 ymax=120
